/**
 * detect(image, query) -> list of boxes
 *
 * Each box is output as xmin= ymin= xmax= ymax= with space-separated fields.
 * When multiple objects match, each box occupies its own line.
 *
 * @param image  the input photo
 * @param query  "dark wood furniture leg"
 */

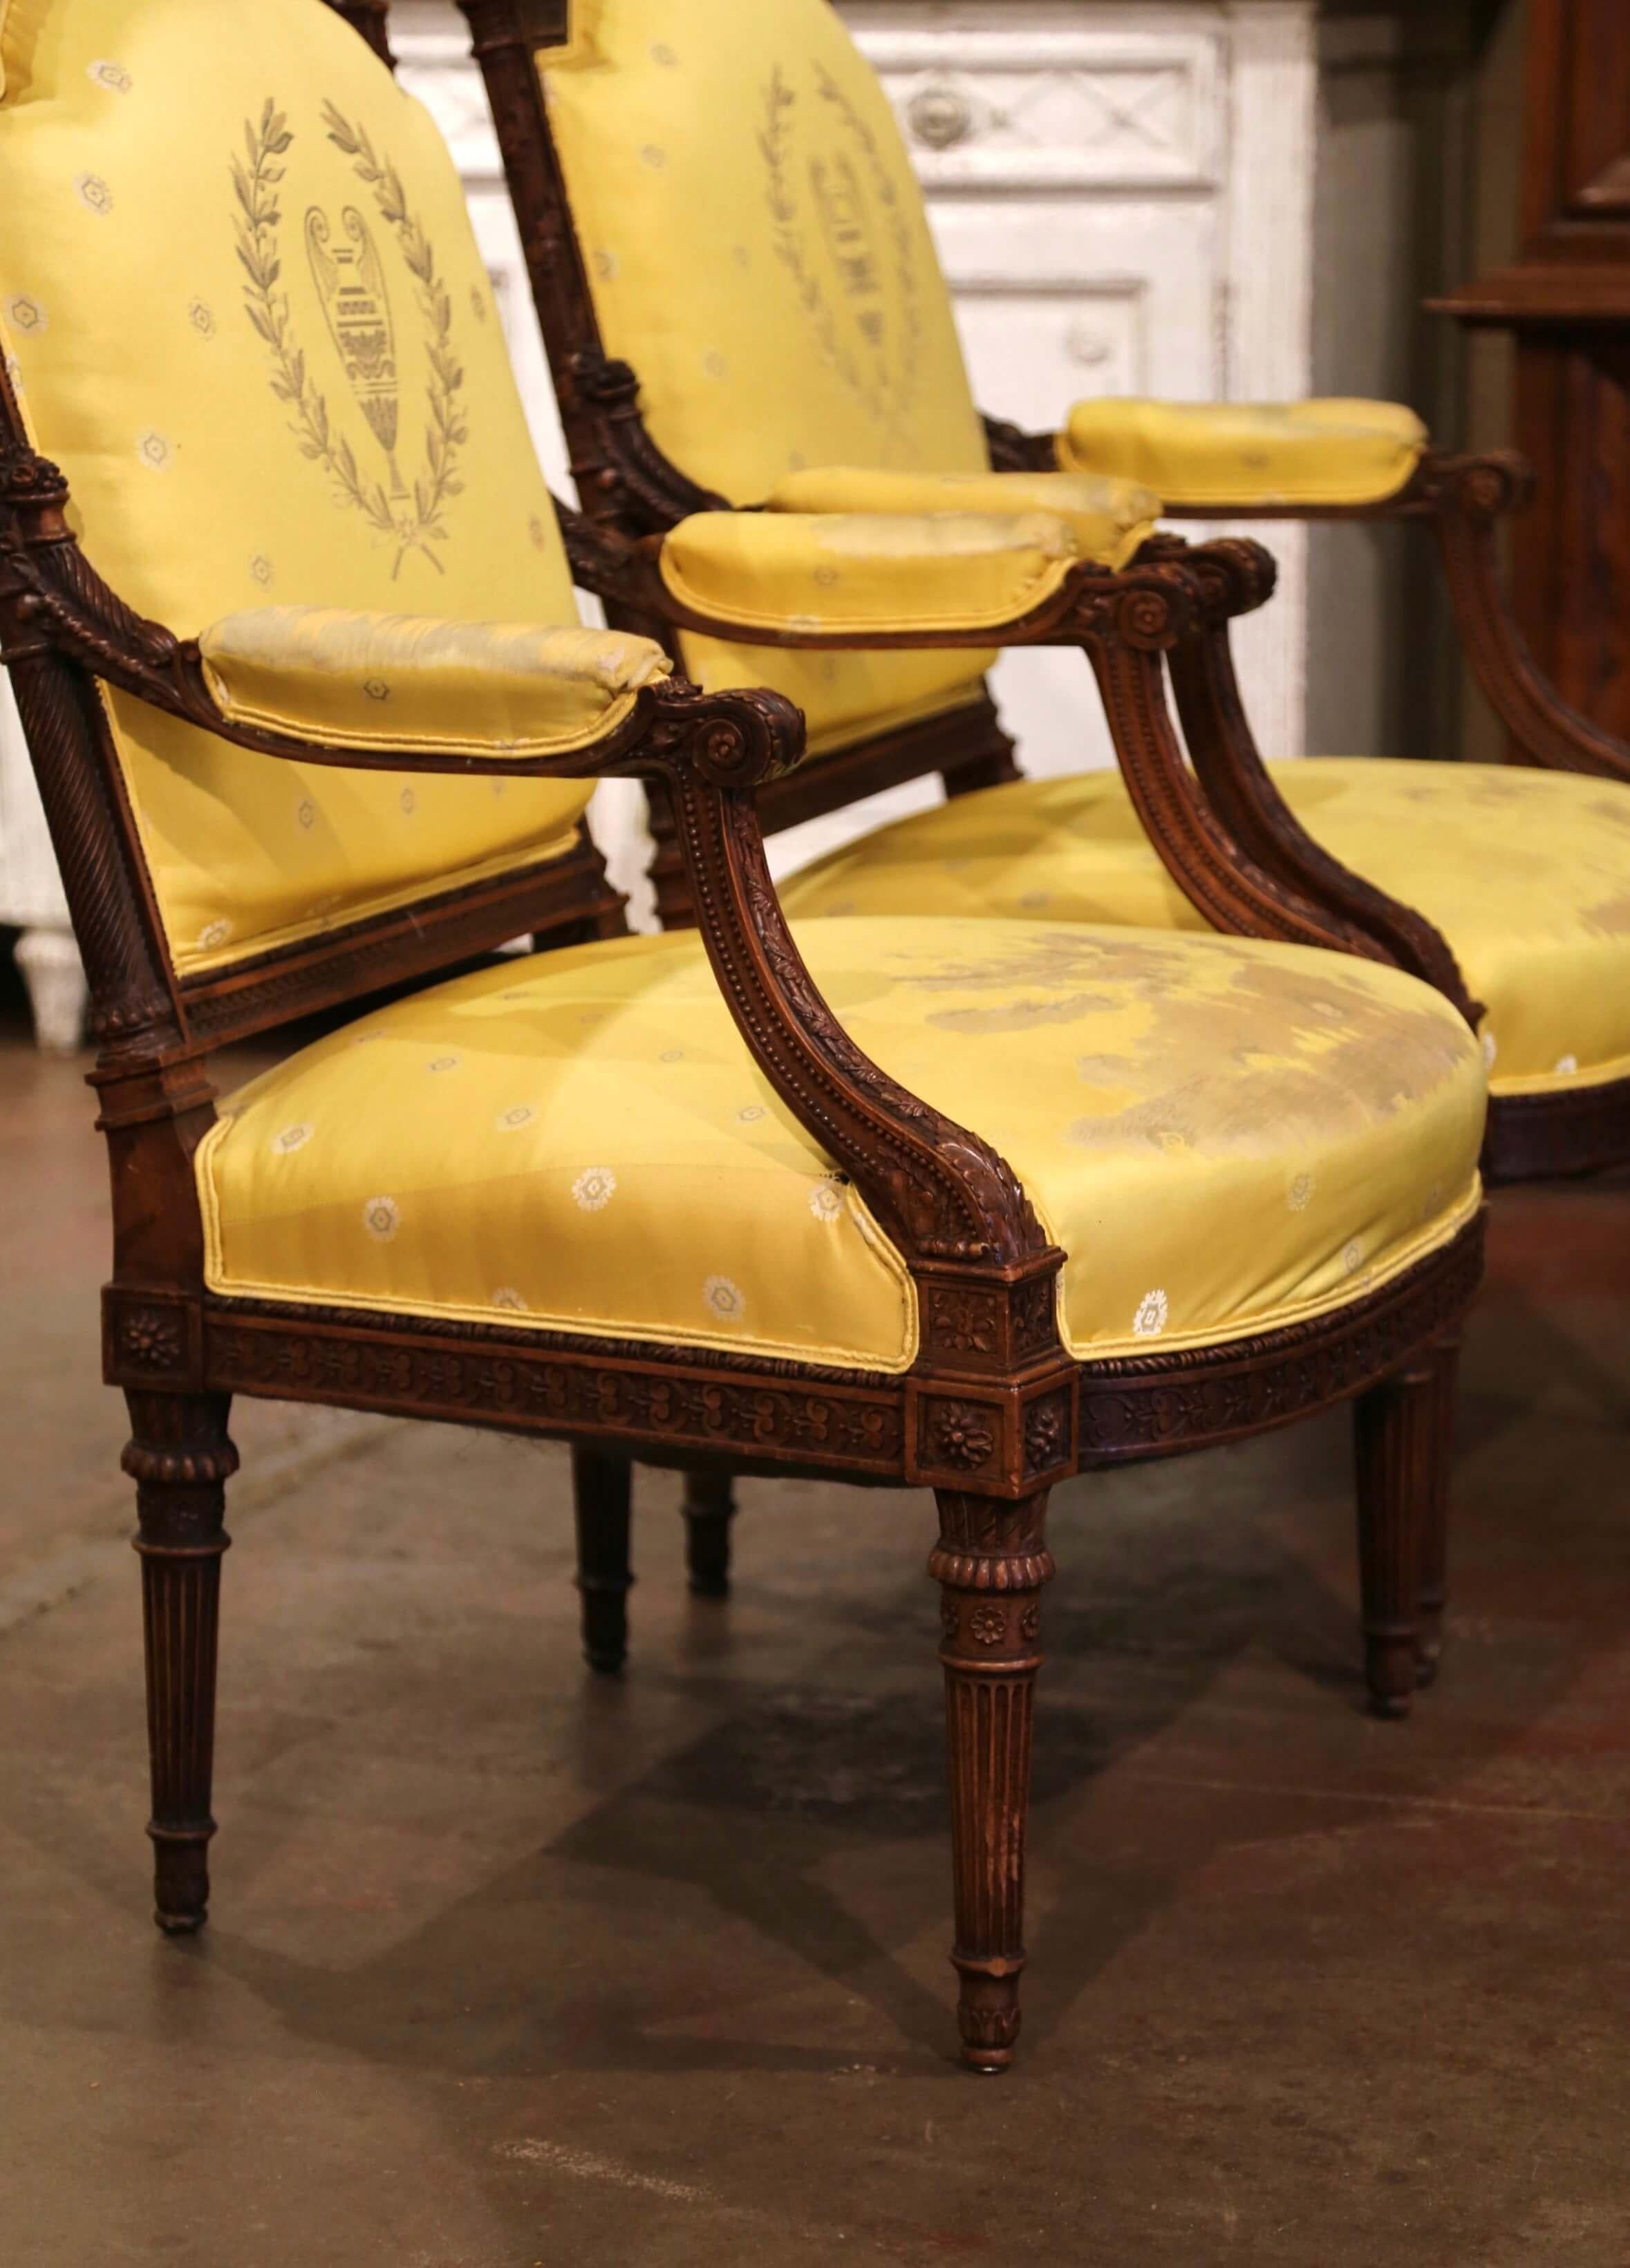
xmin=1416 ymin=1331 xmax=1461 ymax=1687
xmin=1352 ymin=1365 xmax=1436 ymax=1719
xmin=127 ymin=1389 xmax=236 ymax=1934
xmin=932 ymin=1487 xmax=1053 ymax=2075
xmin=572 ymin=1442 xmax=633 ymax=1674
xmin=681 ymin=1470 xmax=736 ymax=1598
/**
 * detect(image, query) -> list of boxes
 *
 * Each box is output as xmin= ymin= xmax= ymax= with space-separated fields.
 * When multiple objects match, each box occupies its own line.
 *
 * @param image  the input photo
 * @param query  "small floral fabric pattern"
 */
xmin=1132 ymin=1288 xmax=1168 ymax=1339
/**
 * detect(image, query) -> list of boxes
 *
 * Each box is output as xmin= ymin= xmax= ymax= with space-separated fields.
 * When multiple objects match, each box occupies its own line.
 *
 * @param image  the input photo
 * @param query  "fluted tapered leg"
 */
xmin=1416 ymin=1333 xmax=1461 ymax=1687
xmin=681 ymin=1469 xmax=736 ymax=1598
xmin=930 ymin=1488 xmax=1053 ymax=2074
xmin=1353 ymin=1365 xmax=1434 ymax=1718
xmin=572 ymin=1443 xmax=633 ymax=1674
xmin=126 ymin=1390 xmax=237 ymax=1933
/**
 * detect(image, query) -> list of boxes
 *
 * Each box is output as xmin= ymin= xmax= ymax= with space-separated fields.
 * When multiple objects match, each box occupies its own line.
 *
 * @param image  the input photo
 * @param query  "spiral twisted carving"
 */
xmin=1443 ymin=453 xmax=1531 ymax=523
xmin=1107 ymin=568 xmax=1192 ymax=652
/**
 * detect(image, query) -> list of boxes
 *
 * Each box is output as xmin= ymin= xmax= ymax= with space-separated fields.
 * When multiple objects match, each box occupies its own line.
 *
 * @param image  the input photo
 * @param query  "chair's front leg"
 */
xmin=1352 ymin=1366 xmax=1436 ymax=1719
xmin=931 ymin=1487 xmax=1054 ymax=2074
xmin=126 ymin=1389 xmax=237 ymax=1932
xmin=1433 ymin=458 xmax=1630 ymax=785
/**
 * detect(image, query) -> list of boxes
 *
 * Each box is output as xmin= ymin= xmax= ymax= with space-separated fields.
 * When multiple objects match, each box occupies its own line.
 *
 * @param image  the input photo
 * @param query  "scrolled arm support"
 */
xmin=1116 ymin=525 xmax=1482 ymax=1020
xmin=654 ymin=727 xmax=1056 ymax=1272
xmin=1164 ymin=600 xmax=1483 ymax=1024
xmin=1427 ymin=451 xmax=1630 ymax=786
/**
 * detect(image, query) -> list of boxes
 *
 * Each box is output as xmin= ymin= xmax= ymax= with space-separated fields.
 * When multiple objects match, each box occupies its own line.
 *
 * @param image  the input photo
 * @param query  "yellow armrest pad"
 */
xmin=1058 ymin=397 xmax=1428 ymax=507
xmin=199 ymin=607 xmax=673 ymax=758
xmin=660 ymin=510 xmax=1080 ymax=637
xmin=767 ymin=465 xmax=1161 ymax=571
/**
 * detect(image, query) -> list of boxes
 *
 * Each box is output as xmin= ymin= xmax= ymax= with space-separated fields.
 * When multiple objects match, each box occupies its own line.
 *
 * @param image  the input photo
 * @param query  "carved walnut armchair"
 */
xmin=368 ymin=0 xmax=1628 ymax=1636
xmin=0 ymin=0 xmax=1492 ymax=2074
xmin=428 ymin=0 xmax=1630 ymax=1201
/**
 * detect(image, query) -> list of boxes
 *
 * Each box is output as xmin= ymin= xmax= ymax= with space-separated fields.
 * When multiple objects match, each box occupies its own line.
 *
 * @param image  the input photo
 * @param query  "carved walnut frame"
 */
xmin=426 ymin=0 xmax=1630 ymax=1201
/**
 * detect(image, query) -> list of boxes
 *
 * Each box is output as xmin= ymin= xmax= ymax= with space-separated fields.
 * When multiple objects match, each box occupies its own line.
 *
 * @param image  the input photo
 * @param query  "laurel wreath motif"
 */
xmin=232 ymin=97 xmax=467 ymax=577
xmin=760 ymin=63 xmax=923 ymax=444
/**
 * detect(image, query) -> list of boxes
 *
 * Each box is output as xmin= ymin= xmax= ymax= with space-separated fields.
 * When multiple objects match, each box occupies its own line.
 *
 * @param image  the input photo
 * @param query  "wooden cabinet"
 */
xmin=1439 ymin=0 xmax=1630 ymax=744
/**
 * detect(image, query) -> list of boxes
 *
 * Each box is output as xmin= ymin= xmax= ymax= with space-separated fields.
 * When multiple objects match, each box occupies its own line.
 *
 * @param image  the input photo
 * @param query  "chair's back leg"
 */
xmin=931 ymin=1486 xmax=1054 ymax=2074
xmin=681 ymin=1470 xmax=736 ymax=1598
xmin=572 ymin=1443 xmax=634 ymax=1674
xmin=1415 ymin=1333 xmax=1461 ymax=1687
xmin=125 ymin=1389 xmax=237 ymax=1933
xmin=1353 ymin=1365 xmax=1439 ymax=1718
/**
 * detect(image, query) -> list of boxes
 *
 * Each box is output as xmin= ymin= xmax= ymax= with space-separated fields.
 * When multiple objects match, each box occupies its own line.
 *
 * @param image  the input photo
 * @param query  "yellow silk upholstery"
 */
xmin=0 ymin=0 xmax=603 ymax=975
xmin=768 ymin=466 xmax=1161 ymax=569
xmin=779 ymin=760 xmax=1630 ymax=1097
xmin=660 ymin=510 xmax=1079 ymax=637
xmin=1058 ymin=398 xmax=1428 ymax=508
xmin=200 ymin=607 xmax=671 ymax=756
xmin=536 ymin=0 xmax=1002 ymax=756
xmin=199 ymin=917 xmax=1485 ymax=1371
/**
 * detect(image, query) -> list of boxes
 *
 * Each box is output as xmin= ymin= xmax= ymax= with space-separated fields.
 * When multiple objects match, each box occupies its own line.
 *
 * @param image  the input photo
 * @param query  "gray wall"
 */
xmin=1304 ymin=0 xmax=1524 ymax=762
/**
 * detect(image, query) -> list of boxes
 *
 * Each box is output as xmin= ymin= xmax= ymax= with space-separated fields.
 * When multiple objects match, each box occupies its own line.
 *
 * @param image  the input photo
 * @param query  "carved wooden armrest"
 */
xmin=557 ymin=490 xmax=1424 ymax=974
xmin=0 ymin=445 xmax=1056 ymax=1297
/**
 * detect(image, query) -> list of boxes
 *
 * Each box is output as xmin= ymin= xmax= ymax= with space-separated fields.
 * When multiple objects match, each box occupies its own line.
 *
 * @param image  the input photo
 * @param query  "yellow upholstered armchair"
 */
xmin=404 ymin=0 xmax=1630 ymax=1626
xmin=1 ymin=0 xmax=1490 ymax=2074
xmin=432 ymin=0 xmax=1630 ymax=1192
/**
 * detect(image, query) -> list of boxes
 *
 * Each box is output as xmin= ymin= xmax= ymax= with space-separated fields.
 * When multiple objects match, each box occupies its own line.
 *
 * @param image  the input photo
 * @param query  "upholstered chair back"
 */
xmin=0 ymin=0 xmax=596 ymax=978
xmin=538 ymin=0 xmax=999 ymax=753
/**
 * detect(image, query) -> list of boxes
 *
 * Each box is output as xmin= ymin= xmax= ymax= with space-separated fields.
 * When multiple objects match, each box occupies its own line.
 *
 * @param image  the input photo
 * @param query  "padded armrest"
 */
xmin=767 ymin=466 xmax=1160 ymax=570
xmin=658 ymin=510 xmax=1081 ymax=637
xmin=1057 ymin=398 xmax=1428 ymax=509
xmin=199 ymin=606 xmax=673 ymax=758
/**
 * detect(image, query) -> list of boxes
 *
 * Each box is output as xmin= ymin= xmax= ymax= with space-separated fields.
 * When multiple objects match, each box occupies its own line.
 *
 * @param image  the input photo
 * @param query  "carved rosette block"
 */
xmin=104 ymin=1286 xmax=205 ymax=1391
xmin=929 ymin=1488 xmax=1053 ymax=2073
xmin=124 ymin=1391 xmax=237 ymax=1931
xmin=908 ymin=1370 xmax=1076 ymax=1497
xmin=1352 ymin=1366 xmax=1434 ymax=1719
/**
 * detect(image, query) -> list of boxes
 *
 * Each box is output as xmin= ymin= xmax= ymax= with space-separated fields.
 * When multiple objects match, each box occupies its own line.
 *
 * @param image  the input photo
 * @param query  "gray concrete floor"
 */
xmin=2 ymin=1009 xmax=1629 ymax=2266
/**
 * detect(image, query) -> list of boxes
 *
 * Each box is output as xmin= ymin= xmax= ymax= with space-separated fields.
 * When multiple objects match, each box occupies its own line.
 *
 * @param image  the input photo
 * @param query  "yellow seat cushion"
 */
xmin=0 ymin=0 xmax=603 ymax=975
xmin=200 ymin=607 xmax=671 ymax=756
xmin=536 ymin=0 xmax=1000 ymax=760
xmin=767 ymin=466 xmax=1162 ymax=570
xmin=778 ymin=760 xmax=1630 ymax=1097
xmin=1058 ymin=399 xmax=1428 ymax=509
xmin=198 ymin=916 xmax=1484 ymax=1372
xmin=660 ymin=510 xmax=1079 ymax=638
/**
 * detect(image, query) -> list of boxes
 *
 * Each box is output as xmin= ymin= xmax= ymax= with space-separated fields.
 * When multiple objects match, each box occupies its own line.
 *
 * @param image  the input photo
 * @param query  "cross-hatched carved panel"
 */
xmin=855 ymin=28 xmax=1221 ymax=191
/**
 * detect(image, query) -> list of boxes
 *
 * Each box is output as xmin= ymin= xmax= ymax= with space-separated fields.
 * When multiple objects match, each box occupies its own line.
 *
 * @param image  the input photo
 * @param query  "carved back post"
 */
xmin=322 ymin=0 xmax=397 ymax=69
